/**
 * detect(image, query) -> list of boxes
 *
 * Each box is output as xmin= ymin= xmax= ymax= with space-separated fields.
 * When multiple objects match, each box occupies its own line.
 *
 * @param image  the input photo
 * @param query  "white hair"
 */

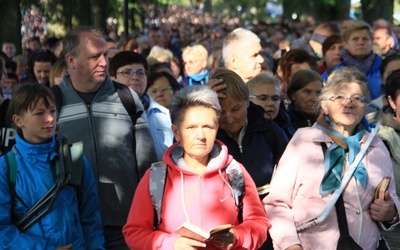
xmin=148 ymin=46 xmax=173 ymax=63
xmin=222 ymin=28 xmax=261 ymax=65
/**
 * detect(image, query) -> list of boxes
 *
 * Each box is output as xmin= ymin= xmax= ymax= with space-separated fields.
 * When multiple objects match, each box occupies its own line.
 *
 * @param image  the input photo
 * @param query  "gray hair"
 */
xmin=247 ymin=72 xmax=281 ymax=92
xmin=222 ymin=28 xmax=260 ymax=66
xmin=148 ymin=45 xmax=173 ymax=63
xmin=170 ymin=86 xmax=221 ymax=125
xmin=320 ymin=67 xmax=371 ymax=103
xmin=62 ymin=26 xmax=104 ymax=58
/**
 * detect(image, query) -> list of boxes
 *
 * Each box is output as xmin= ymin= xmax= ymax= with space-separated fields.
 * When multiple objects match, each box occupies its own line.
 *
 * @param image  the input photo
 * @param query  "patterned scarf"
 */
xmin=341 ymin=49 xmax=376 ymax=75
xmin=316 ymin=114 xmax=368 ymax=194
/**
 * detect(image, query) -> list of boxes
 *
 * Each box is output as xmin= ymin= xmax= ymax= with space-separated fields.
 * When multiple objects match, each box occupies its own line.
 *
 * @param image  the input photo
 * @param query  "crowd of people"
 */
xmin=1 ymin=3 xmax=400 ymax=250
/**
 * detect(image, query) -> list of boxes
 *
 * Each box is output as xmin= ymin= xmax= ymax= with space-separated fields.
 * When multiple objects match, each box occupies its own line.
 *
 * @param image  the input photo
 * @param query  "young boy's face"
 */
xmin=13 ymin=98 xmax=57 ymax=143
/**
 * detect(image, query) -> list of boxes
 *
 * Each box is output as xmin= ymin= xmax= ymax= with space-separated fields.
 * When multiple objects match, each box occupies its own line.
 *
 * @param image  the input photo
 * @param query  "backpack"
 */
xmin=5 ymin=136 xmax=83 ymax=231
xmin=149 ymin=160 xmax=245 ymax=230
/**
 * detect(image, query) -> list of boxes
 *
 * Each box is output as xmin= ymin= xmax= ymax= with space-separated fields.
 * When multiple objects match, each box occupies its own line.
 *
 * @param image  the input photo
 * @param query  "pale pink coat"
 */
xmin=264 ymin=126 xmax=400 ymax=250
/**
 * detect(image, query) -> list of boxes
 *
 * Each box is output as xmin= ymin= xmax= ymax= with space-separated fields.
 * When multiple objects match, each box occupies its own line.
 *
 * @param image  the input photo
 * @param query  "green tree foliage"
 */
xmin=282 ymin=0 xmax=350 ymax=21
xmin=0 ymin=0 xmax=397 ymax=50
xmin=361 ymin=0 xmax=394 ymax=23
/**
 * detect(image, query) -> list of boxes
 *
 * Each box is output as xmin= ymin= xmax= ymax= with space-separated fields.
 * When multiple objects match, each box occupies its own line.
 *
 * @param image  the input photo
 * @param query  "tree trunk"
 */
xmin=334 ymin=0 xmax=351 ymax=21
xmin=282 ymin=0 xmax=293 ymax=20
xmin=204 ymin=0 xmax=213 ymax=13
xmin=302 ymin=0 xmax=351 ymax=21
xmin=63 ymin=0 xmax=74 ymax=31
xmin=91 ymin=0 xmax=107 ymax=30
xmin=76 ymin=0 xmax=92 ymax=26
xmin=0 ymin=0 xmax=22 ymax=55
xmin=361 ymin=0 xmax=394 ymax=23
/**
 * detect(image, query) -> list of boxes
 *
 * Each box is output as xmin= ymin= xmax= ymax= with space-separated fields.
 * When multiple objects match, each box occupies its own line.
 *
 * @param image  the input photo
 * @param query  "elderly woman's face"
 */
xmin=322 ymin=82 xmax=367 ymax=135
xmin=184 ymin=55 xmax=206 ymax=75
xmin=344 ymin=29 xmax=372 ymax=60
xmin=249 ymin=83 xmax=280 ymax=120
xmin=291 ymin=80 xmax=322 ymax=115
xmin=219 ymin=96 xmax=249 ymax=136
xmin=147 ymin=76 xmax=174 ymax=109
xmin=172 ymin=106 xmax=218 ymax=163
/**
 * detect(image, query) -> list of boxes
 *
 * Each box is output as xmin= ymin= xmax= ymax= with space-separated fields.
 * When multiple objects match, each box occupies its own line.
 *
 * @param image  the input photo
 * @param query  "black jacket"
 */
xmin=217 ymin=102 xmax=288 ymax=189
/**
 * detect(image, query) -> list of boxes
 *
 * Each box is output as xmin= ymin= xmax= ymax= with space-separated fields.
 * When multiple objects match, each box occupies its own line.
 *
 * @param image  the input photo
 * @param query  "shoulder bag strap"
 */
xmin=296 ymin=124 xmax=380 ymax=232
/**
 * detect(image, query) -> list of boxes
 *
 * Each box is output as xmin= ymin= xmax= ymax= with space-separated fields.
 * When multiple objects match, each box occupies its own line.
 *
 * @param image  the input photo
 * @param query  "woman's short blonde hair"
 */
xmin=182 ymin=44 xmax=208 ymax=64
xmin=342 ymin=20 xmax=374 ymax=43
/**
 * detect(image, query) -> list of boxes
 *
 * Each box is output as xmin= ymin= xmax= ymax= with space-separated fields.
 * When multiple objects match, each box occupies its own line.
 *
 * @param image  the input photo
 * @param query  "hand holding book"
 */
xmin=374 ymin=177 xmax=391 ymax=200
xmin=208 ymin=229 xmax=237 ymax=250
xmin=371 ymin=177 xmax=399 ymax=225
xmin=175 ymin=221 xmax=235 ymax=249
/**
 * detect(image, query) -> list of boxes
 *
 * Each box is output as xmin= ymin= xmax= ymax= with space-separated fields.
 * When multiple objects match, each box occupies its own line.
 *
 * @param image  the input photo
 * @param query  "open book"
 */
xmin=175 ymin=221 xmax=232 ymax=242
xmin=375 ymin=177 xmax=391 ymax=200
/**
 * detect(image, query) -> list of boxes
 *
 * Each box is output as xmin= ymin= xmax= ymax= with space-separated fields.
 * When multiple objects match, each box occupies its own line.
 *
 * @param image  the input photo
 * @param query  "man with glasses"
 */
xmin=109 ymin=51 xmax=173 ymax=160
xmin=54 ymin=27 xmax=158 ymax=249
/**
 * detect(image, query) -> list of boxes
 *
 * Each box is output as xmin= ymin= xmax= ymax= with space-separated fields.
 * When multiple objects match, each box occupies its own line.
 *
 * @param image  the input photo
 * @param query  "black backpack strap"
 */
xmin=113 ymin=81 xmax=143 ymax=182
xmin=226 ymin=160 xmax=245 ymax=223
xmin=113 ymin=81 xmax=143 ymax=126
xmin=149 ymin=161 xmax=168 ymax=229
xmin=51 ymin=85 xmax=63 ymax=114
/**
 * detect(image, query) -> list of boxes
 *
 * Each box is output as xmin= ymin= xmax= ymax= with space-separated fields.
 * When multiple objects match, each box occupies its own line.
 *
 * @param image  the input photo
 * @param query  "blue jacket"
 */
xmin=322 ymin=55 xmax=382 ymax=99
xmin=216 ymin=102 xmax=288 ymax=193
xmin=146 ymin=97 xmax=174 ymax=160
xmin=0 ymin=135 xmax=104 ymax=249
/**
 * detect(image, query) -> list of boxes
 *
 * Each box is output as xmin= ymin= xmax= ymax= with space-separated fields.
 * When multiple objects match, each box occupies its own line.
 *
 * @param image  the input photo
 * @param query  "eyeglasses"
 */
xmin=117 ymin=69 xmax=147 ymax=77
xmin=148 ymin=86 xmax=173 ymax=95
xmin=249 ymin=94 xmax=281 ymax=103
xmin=328 ymin=95 xmax=367 ymax=107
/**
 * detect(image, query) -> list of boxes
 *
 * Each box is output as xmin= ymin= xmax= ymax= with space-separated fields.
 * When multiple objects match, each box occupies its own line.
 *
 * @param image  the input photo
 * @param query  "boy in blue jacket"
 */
xmin=0 ymin=83 xmax=104 ymax=249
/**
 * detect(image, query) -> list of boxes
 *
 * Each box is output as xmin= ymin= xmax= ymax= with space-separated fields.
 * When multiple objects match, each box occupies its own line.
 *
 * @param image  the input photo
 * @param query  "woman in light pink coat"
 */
xmin=264 ymin=67 xmax=400 ymax=250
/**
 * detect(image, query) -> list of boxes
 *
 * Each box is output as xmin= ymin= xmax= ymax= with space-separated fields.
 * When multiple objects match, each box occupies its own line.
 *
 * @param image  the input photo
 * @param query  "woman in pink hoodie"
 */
xmin=123 ymin=85 xmax=269 ymax=250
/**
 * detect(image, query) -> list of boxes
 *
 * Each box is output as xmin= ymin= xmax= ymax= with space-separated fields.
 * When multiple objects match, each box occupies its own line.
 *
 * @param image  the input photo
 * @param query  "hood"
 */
xmin=246 ymin=102 xmax=274 ymax=132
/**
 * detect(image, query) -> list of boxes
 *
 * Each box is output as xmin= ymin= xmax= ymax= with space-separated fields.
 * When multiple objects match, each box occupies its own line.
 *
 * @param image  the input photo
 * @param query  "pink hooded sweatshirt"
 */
xmin=123 ymin=140 xmax=270 ymax=249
